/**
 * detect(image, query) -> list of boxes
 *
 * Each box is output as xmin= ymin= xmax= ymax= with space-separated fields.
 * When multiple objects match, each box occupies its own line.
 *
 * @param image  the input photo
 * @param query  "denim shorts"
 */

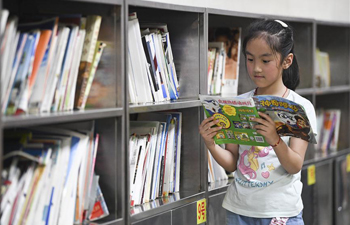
xmin=226 ymin=210 xmax=304 ymax=225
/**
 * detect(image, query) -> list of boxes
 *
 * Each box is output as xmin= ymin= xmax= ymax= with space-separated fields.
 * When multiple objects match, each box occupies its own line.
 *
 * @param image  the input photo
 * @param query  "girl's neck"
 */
xmin=254 ymin=86 xmax=289 ymax=98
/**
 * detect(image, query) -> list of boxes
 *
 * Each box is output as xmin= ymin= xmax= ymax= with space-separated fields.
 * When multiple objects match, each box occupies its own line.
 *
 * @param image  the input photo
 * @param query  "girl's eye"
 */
xmin=247 ymin=58 xmax=253 ymax=62
xmin=263 ymin=60 xmax=270 ymax=63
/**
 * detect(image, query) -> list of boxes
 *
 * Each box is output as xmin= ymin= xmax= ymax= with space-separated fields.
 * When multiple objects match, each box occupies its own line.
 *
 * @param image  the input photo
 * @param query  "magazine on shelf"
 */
xmin=208 ymin=27 xmax=241 ymax=96
xmin=200 ymin=94 xmax=317 ymax=146
xmin=315 ymin=48 xmax=330 ymax=88
xmin=316 ymin=108 xmax=341 ymax=154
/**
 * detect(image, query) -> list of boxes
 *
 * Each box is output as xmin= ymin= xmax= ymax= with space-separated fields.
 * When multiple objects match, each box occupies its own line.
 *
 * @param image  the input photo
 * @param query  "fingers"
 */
xmin=199 ymin=116 xmax=219 ymax=131
xmin=252 ymin=112 xmax=273 ymax=127
xmin=199 ymin=116 xmax=222 ymax=138
xmin=199 ymin=122 xmax=222 ymax=136
xmin=199 ymin=116 xmax=214 ymax=128
xmin=252 ymin=112 xmax=276 ymax=135
xmin=251 ymin=117 xmax=268 ymax=128
xmin=203 ymin=127 xmax=221 ymax=139
xmin=258 ymin=112 xmax=274 ymax=123
xmin=199 ymin=117 xmax=222 ymax=148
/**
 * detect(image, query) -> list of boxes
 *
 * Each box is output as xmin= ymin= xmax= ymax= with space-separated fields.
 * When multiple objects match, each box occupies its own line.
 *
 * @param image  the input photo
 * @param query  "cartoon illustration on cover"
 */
xmin=254 ymin=95 xmax=316 ymax=143
xmin=202 ymin=99 xmax=222 ymax=115
xmin=268 ymin=111 xmax=311 ymax=142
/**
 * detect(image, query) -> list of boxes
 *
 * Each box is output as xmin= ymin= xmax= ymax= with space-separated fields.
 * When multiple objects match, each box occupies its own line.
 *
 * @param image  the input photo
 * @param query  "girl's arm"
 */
xmin=199 ymin=116 xmax=239 ymax=172
xmin=274 ymin=137 xmax=308 ymax=174
xmin=253 ymin=112 xmax=307 ymax=174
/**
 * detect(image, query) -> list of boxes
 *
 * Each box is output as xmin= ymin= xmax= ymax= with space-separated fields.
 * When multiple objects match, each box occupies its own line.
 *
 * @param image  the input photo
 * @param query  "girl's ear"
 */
xmin=283 ymin=53 xmax=294 ymax=69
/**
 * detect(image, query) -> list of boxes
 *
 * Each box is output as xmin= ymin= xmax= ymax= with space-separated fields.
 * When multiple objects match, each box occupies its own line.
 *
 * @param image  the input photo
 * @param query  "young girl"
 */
xmin=199 ymin=19 xmax=317 ymax=225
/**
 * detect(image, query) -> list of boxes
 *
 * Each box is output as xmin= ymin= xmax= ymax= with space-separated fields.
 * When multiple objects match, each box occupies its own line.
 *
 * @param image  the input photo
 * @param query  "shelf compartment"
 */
xmin=334 ymin=153 xmax=350 ymax=225
xmin=208 ymin=192 xmax=227 ymax=225
xmin=94 ymin=117 xmax=124 ymax=222
xmin=287 ymin=19 xmax=314 ymax=89
xmin=207 ymin=9 xmax=259 ymax=95
xmin=207 ymin=9 xmax=314 ymax=94
xmin=301 ymin=158 xmax=334 ymax=225
xmin=2 ymin=117 xmax=124 ymax=223
xmin=126 ymin=0 xmax=205 ymax=103
xmin=129 ymin=106 xmax=205 ymax=217
xmin=3 ymin=0 xmax=124 ymax=112
xmin=51 ymin=117 xmax=124 ymax=222
xmin=316 ymin=93 xmax=350 ymax=151
xmin=316 ymin=23 xmax=350 ymax=87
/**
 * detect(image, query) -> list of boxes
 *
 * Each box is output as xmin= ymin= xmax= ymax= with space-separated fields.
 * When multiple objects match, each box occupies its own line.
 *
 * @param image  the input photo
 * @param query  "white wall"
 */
xmin=145 ymin=0 xmax=350 ymax=23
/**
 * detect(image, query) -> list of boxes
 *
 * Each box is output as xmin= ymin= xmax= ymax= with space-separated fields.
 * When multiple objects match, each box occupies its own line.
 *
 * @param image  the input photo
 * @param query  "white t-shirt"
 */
xmin=222 ymin=89 xmax=317 ymax=218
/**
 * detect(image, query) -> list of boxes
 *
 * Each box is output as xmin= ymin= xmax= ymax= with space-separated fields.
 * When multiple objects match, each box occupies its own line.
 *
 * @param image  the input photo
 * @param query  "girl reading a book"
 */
xmin=199 ymin=19 xmax=317 ymax=225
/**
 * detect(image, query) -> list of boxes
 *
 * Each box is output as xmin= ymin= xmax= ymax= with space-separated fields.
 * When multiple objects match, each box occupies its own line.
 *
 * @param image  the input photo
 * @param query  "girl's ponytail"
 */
xmin=283 ymin=50 xmax=300 ymax=91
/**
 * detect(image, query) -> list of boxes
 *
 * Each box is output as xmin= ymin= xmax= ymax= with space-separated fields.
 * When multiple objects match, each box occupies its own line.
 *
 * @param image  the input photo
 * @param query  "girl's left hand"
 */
xmin=253 ymin=112 xmax=280 ymax=146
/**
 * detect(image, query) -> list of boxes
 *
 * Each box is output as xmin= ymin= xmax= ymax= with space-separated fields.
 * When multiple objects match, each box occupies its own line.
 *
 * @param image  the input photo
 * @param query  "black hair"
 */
xmin=214 ymin=28 xmax=234 ymax=57
xmin=242 ymin=19 xmax=300 ymax=91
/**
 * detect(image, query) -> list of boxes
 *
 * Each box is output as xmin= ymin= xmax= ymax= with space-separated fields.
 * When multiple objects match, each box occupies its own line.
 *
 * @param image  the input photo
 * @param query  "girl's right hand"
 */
xmin=199 ymin=116 xmax=222 ymax=149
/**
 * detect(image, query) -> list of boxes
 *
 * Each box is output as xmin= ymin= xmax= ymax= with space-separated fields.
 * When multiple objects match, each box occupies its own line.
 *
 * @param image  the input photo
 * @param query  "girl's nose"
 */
xmin=254 ymin=63 xmax=262 ymax=73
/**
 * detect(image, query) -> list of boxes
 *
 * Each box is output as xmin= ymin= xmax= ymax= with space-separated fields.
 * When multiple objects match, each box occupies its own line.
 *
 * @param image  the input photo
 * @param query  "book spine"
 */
xmin=74 ymin=15 xmax=101 ymax=109
xmin=158 ymin=156 xmax=164 ymax=197
xmin=81 ymin=41 xmax=106 ymax=109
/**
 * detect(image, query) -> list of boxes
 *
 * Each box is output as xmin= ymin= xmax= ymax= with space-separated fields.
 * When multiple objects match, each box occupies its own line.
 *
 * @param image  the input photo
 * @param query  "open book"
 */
xmin=200 ymin=95 xmax=317 ymax=146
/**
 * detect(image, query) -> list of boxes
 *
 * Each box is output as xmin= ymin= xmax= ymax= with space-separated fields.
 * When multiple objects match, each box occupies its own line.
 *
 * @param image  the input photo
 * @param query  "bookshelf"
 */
xmin=315 ymin=22 xmax=350 ymax=153
xmin=0 ymin=0 xmax=349 ymax=224
xmin=125 ymin=1 xmax=206 ymax=224
xmin=0 ymin=0 xmax=125 ymax=224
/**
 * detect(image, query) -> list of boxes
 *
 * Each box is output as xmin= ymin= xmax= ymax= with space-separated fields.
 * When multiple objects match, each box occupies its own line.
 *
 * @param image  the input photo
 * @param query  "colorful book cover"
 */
xmin=200 ymin=95 xmax=317 ymax=146
xmin=2 ymin=32 xmax=27 ymax=113
xmin=84 ymin=41 xmax=117 ymax=109
xmin=28 ymin=30 xmax=52 ymax=96
xmin=6 ymin=32 xmax=38 ymax=115
xmin=21 ymin=17 xmax=59 ymax=113
xmin=88 ymin=184 xmax=109 ymax=221
xmin=74 ymin=15 xmax=102 ymax=109
xmin=81 ymin=41 xmax=106 ymax=109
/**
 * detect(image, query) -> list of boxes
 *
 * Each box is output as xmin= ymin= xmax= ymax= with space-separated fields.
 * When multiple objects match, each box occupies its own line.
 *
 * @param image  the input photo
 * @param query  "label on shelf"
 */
xmin=307 ymin=164 xmax=316 ymax=186
xmin=347 ymin=154 xmax=350 ymax=172
xmin=197 ymin=198 xmax=206 ymax=224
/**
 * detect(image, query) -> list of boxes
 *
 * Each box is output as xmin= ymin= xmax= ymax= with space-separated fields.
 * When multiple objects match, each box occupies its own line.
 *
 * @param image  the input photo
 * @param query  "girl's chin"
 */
xmin=252 ymin=80 xmax=267 ymax=86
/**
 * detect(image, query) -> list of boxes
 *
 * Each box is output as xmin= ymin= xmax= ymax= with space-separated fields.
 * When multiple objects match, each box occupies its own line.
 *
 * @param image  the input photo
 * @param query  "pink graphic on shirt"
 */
xmin=238 ymin=146 xmax=273 ymax=180
xmin=257 ymin=146 xmax=273 ymax=157
xmin=238 ymin=150 xmax=257 ymax=180
xmin=261 ymin=171 xmax=270 ymax=178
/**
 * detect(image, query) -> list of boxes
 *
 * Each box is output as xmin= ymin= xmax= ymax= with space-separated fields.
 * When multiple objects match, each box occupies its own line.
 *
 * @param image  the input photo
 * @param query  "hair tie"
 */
xmin=274 ymin=19 xmax=288 ymax=28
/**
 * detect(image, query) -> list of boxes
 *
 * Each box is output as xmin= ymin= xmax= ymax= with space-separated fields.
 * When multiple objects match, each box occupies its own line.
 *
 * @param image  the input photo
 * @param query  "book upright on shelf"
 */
xmin=315 ymin=48 xmax=330 ymax=88
xmin=74 ymin=15 xmax=102 ymax=110
xmin=316 ymin=109 xmax=341 ymax=154
xmin=208 ymin=27 xmax=241 ymax=97
xmin=127 ymin=13 xmax=179 ymax=104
